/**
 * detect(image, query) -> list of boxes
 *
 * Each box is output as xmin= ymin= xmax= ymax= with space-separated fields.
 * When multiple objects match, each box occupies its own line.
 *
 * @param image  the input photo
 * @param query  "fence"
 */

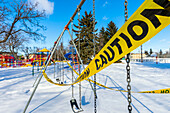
xmin=0 ymin=60 xmax=32 ymax=68
xmin=131 ymin=58 xmax=170 ymax=63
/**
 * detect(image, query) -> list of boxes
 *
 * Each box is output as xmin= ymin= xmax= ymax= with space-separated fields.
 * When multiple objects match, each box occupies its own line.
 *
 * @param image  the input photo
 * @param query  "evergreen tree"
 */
xmin=159 ymin=49 xmax=163 ymax=55
xmin=60 ymin=42 xmax=66 ymax=60
xmin=99 ymin=21 xmax=118 ymax=49
xmin=144 ymin=50 xmax=149 ymax=56
xmin=99 ymin=21 xmax=120 ymax=62
xmin=99 ymin=27 xmax=107 ymax=49
xmin=106 ymin=21 xmax=118 ymax=40
xmin=150 ymin=48 xmax=153 ymax=56
xmin=72 ymin=11 xmax=99 ymax=64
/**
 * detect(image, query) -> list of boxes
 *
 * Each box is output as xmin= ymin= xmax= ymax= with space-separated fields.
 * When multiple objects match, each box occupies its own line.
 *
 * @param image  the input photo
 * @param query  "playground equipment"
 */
xmin=0 ymin=48 xmax=50 ymax=69
xmin=69 ymin=44 xmax=82 ymax=112
xmin=32 ymin=48 xmax=50 ymax=76
xmin=33 ymin=48 xmax=50 ymax=66
xmin=0 ymin=55 xmax=28 ymax=68
xmin=0 ymin=55 xmax=14 ymax=68
xmin=23 ymin=0 xmax=170 ymax=113
xmin=64 ymin=52 xmax=76 ymax=61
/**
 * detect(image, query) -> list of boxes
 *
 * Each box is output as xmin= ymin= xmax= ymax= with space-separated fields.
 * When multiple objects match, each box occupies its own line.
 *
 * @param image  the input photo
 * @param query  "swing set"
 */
xmin=23 ymin=0 xmax=170 ymax=113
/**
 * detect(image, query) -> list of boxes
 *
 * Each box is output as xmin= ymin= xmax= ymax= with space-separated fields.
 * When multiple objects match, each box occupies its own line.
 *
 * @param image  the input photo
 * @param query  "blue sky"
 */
xmin=28 ymin=0 xmax=170 ymax=54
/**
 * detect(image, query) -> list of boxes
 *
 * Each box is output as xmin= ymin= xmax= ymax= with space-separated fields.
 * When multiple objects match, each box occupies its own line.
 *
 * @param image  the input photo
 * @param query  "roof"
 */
xmin=38 ymin=48 xmax=50 ymax=52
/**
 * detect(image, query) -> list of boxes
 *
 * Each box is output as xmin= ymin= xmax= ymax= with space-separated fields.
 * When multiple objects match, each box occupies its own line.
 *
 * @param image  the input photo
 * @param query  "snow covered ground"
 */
xmin=0 ymin=62 xmax=170 ymax=113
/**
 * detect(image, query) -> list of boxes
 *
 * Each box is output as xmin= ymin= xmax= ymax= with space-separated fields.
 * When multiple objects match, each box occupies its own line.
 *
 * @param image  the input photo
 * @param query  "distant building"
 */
xmin=28 ymin=53 xmax=35 ymax=59
xmin=150 ymin=53 xmax=157 ymax=57
xmin=0 ymin=52 xmax=13 ymax=56
xmin=157 ymin=49 xmax=170 ymax=58
xmin=130 ymin=53 xmax=147 ymax=59
xmin=159 ymin=54 xmax=170 ymax=58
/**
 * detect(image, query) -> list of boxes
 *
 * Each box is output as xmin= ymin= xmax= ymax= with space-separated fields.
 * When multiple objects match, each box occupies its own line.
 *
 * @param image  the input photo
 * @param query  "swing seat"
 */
xmin=56 ymin=78 xmax=60 ymax=82
xmin=78 ymin=108 xmax=84 ymax=112
xmin=70 ymin=98 xmax=81 ymax=113
xmin=60 ymin=81 xmax=63 ymax=84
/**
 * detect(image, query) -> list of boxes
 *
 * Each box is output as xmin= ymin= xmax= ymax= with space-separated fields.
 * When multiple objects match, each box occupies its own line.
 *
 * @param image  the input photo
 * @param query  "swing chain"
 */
xmin=126 ymin=53 xmax=132 ymax=112
xmin=124 ymin=0 xmax=128 ymax=21
xmin=93 ymin=0 xmax=97 ymax=113
xmin=71 ymin=21 xmax=74 ymax=98
xmin=124 ymin=0 xmax=132 ymax=112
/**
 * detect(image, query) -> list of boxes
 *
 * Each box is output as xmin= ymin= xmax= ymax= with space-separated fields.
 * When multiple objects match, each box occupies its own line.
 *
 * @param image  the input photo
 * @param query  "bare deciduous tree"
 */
xmin=9 ymin=33 xmax=28 ymax=59
xmin=0 ymin=33 xmax=28 ymax=59
xmin=21 ymin=46 xmax=34 ymax=59
xmin=0 ymin=0 xmax=46 ymax=43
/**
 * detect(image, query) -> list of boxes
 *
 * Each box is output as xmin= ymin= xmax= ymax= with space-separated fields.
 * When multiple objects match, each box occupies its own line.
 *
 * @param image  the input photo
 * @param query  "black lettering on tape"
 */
xmin=78 ymin=68 xmax=90 ymax=81
xmin=161 ymin=90 xmax=165 ymax=93
xmin=100 ymin=55 xmax=108 ymax=67
xmin=165 ymin=90 xmax=169 ymax=93
xmin=154 ymin=0 xmax=170 ymax=8
xmin=110 ymin=38 xmax=122 ymax=54
xmin=141 ymin=0 xmax=170 ymax=28
xmin=128 ymin=20 xmax=148 ymax=41
xmin=119 ymin=33 xmax=132 ymax=48
xmin=81 ymin=75 xmax=83 ymax=80
xmin=103 ymin=46 xmax=115 ymax=61
xmin=95 ymin=59 xmax=101 ymax=70
xmin=87 ymin=68 xmax=90 ymax=75
xmin=161 ymin=89 xmax=169 ymax=93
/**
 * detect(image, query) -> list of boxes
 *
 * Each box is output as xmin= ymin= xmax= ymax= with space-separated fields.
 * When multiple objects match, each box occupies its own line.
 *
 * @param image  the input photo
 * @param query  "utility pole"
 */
xmin=141 ymin=45 xmax=143 ymax=62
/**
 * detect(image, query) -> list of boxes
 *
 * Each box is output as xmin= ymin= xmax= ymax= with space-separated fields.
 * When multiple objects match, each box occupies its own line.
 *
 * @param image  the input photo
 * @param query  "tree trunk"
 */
xmin=9 ymin=45 xmax=18 ymax=60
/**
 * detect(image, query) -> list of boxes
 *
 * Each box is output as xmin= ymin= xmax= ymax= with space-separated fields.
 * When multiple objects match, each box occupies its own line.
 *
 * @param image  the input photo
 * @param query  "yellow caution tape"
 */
xmin=33 ymin=60 xmax=44 ymax=62
xmin=42 ymin=0 xmax=170 ymax=94
xmin=55 ymin=60 xmax=67 ymax=62
xmin=66 ymin=62 xmax=79 ymax=76
xmin=42 ymin=69 xmax=170 ymax=94
xmin=88 ymin=79 xmax=170 ymax=94
xmin=42 ymin=61 xmax=85 ymax=86
xmin=42 ymin=60 xmax=77 ymax=86
xmin=42 ymin=68 xmax=121 ymax=90
xmin=74 ymin=0 xmax=170 ymax=84
xmin=42 ymin=61 xmax=170 ymax=94
xmin=42 ymin=70 xmax=71 ymax=86
xmin=86 ymin=79 xmax=119 ymax=91
xmin=137 ymin=88 xmax=170 ymax=94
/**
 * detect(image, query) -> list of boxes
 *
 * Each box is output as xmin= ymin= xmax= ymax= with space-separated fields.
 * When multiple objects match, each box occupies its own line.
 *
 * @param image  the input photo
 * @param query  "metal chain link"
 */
xmin=71 ymin=21 xmax=74 ymax=98
xmin=124 ymin=0 xmax=128 ymax=22
xmin=124 ymin=0 xmax=132 ymax=112
xmin=93 ymin=0 xmax=97 ymax=113
xmin=126 ymin=53 xmax=132 ymax=112
xmin=62 ymin=36 xmax=64 ymax=84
